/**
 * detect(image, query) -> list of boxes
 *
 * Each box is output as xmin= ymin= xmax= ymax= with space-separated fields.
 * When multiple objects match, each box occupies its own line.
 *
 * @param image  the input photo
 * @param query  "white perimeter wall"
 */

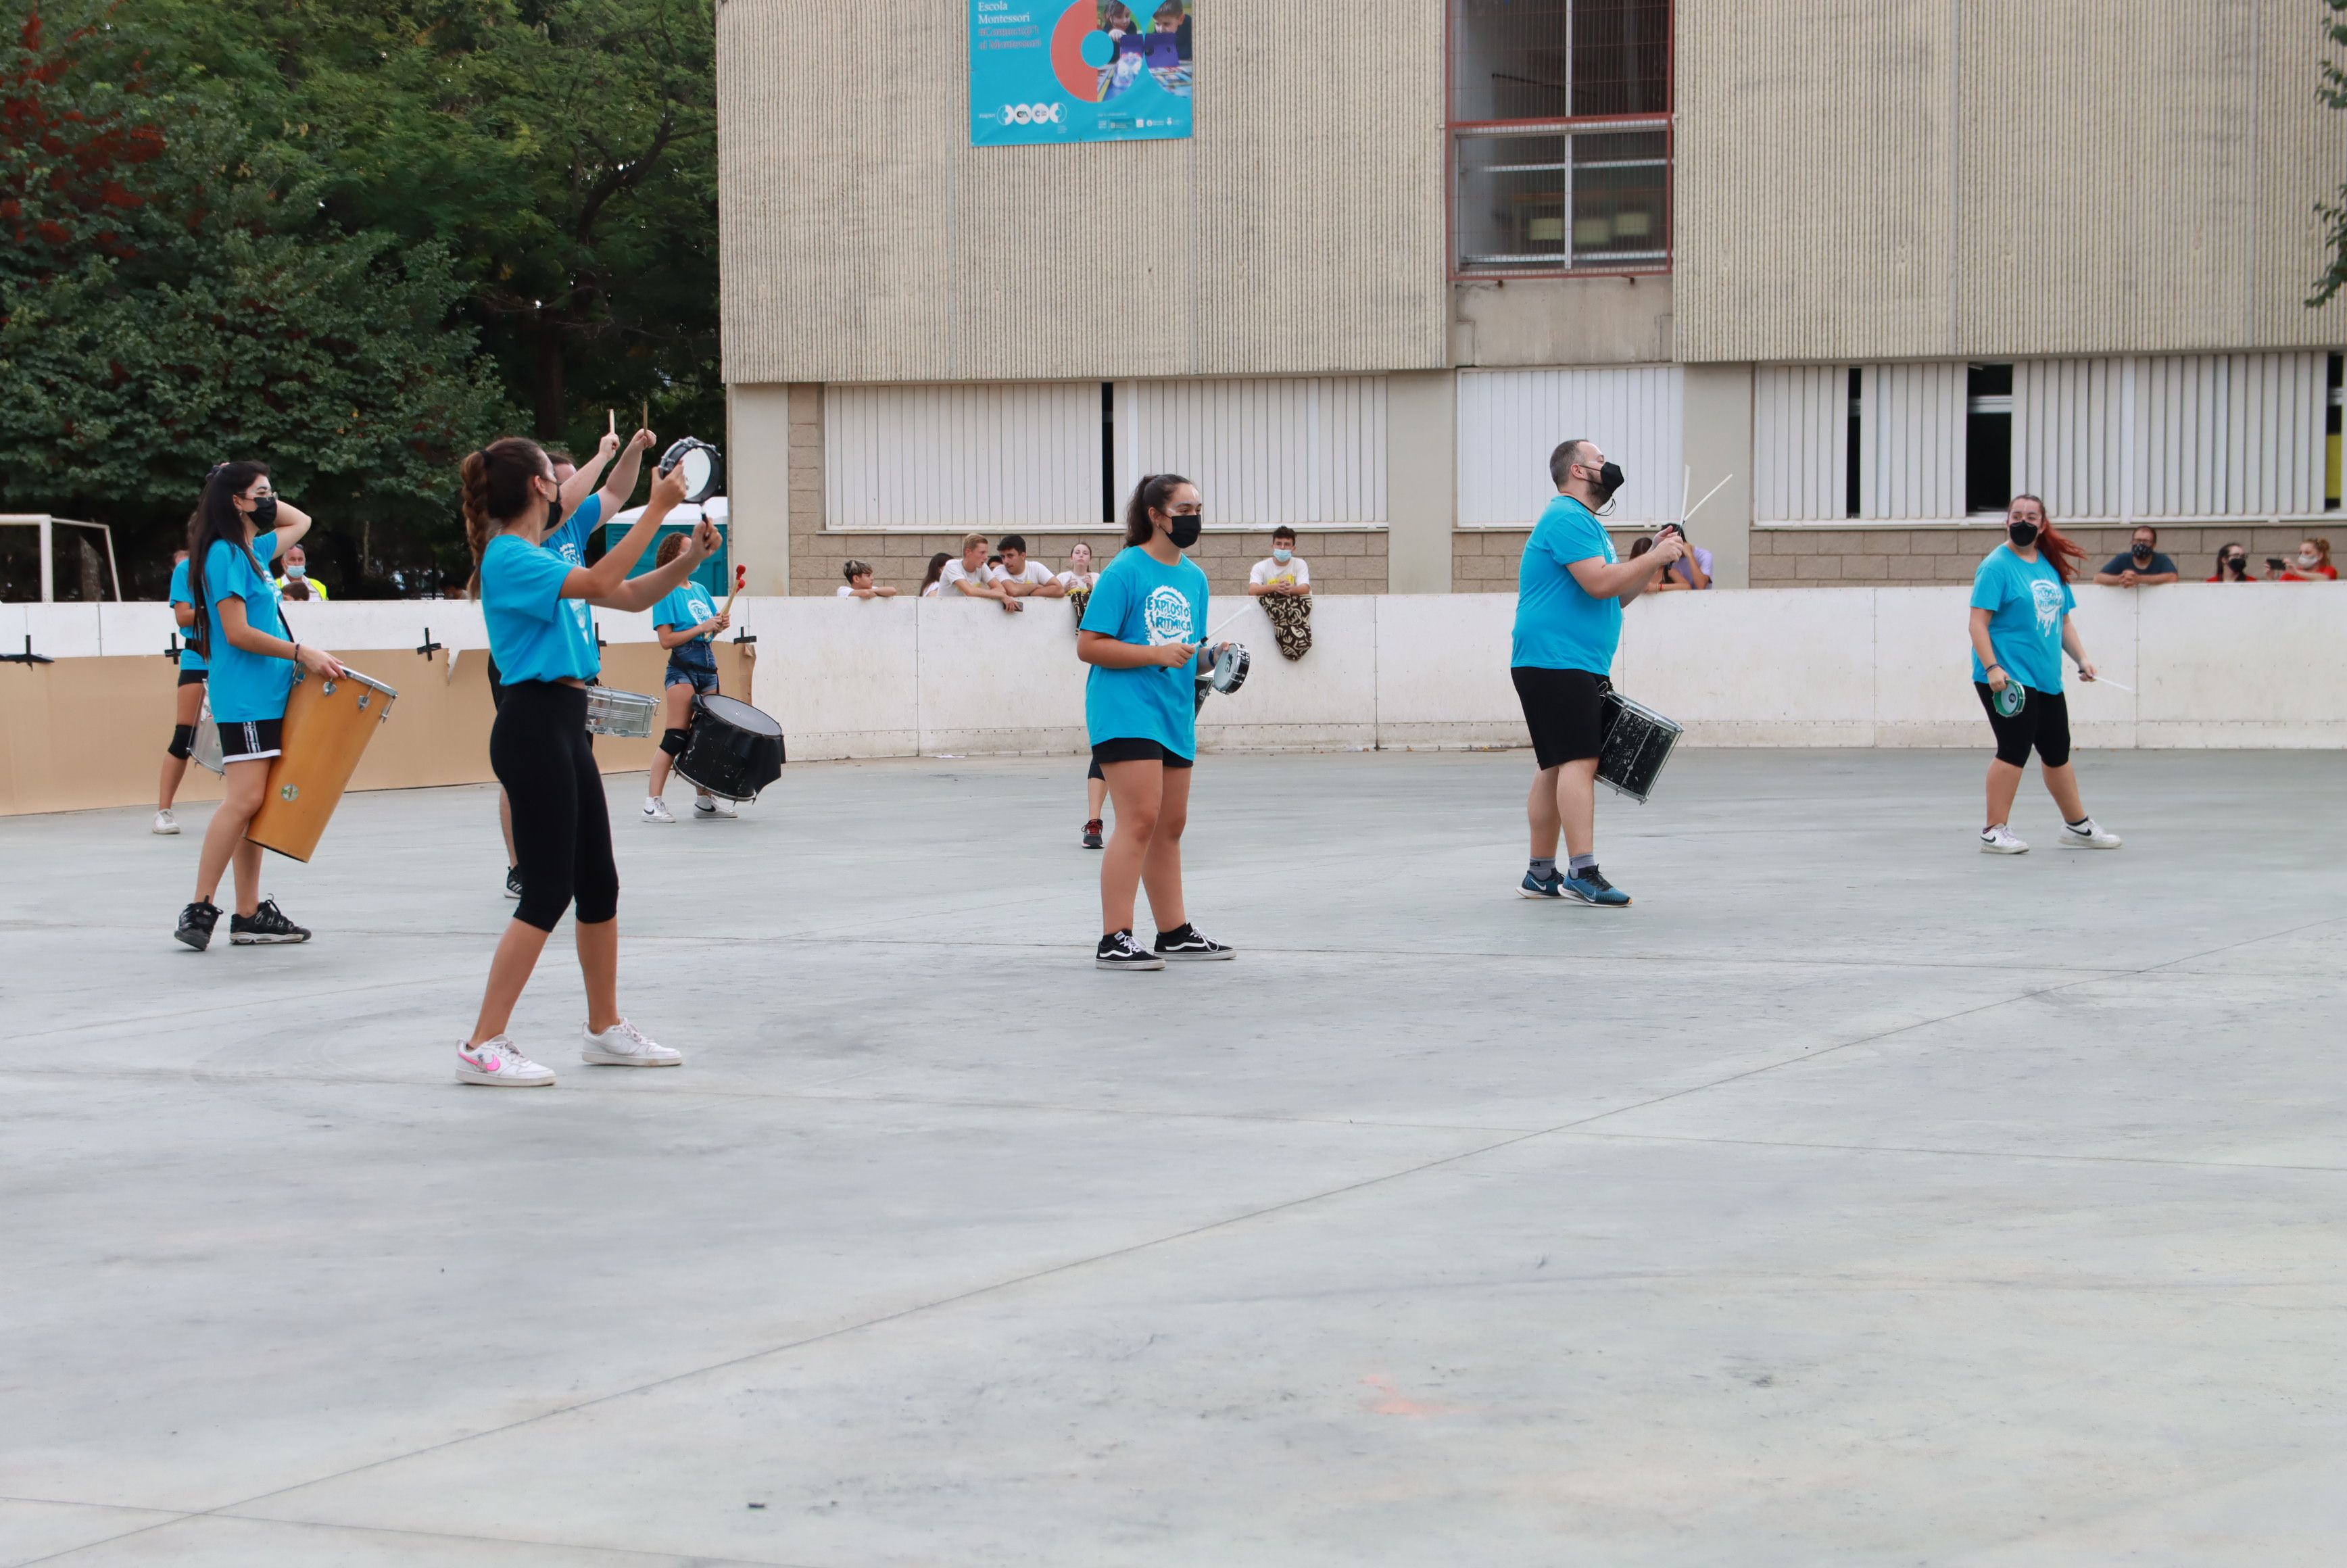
xmin=22 ymin=585 xmax=2344 ymax=760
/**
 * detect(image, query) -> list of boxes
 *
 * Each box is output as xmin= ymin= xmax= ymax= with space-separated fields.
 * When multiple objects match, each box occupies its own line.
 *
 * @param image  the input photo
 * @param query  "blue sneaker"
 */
xmin=1520 ymin=868 xmax=1566 ymax=899
xmin=1560 ymin=866 xmax=1632 ymax=907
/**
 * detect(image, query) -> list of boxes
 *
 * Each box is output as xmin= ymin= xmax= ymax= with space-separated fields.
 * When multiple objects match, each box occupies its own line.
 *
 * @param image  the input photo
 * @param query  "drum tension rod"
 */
xmin=0 ymin=635 xmax=55 ymax=666
xmin=416 ymin=627 xmax=444 ymax=659
xmin=164 ymin=634 xmax=183 ymax=661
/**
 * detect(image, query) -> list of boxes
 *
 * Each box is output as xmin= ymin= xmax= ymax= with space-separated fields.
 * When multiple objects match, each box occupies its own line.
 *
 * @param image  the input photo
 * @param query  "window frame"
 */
xmin=1445 ymin=2 xmax=1676 ymax=282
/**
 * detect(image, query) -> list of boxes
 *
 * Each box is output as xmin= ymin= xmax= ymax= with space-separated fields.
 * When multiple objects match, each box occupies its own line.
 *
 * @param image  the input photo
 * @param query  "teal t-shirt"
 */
xmin=1080 ymin=545 xmax=1207 ymax=758
xmin=201 ymin=531 xmax=292 ymax=722
xmin=1969 ymin=545 xmax=2075 ymax=693
xmin=168 ymin=558 xmax=205 ymax=672
xmin=481 ymin=531 xmax=598 ymax=684
xmin=1511 ymin=494 xmax=1620 ymax=673
xmin=546 ymin=493 xmax=600 ymax=565
xmin=653 ymin=581 xmax=717 ymax=643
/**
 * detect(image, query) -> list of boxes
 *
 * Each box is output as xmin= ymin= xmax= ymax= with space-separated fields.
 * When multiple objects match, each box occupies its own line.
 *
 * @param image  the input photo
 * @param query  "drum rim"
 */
xmin=693 ymin=692 xmax=784 ymax=736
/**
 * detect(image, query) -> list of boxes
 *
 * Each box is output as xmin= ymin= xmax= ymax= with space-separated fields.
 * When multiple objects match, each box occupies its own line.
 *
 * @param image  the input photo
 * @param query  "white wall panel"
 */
xmin=1859 ymin=362 xmax=1966 ymax=520
xmin=1752 ymin=366 xmax=1848 ymax=522
xmin=1455 ymin=366 xmax=1683 ymax=527
xmin=2016 ymin=358 xmax=2124 ymax=520
xmin=2134 ymin=353 xmax=2325 ymax=518
xmin=823 ymin=383 xmax=1100 ymax=531
xmin=1117 ymin=377 xmax=1387 ymax=526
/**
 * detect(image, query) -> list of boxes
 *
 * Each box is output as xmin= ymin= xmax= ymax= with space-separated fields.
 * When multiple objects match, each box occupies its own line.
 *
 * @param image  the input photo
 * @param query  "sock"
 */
xmin=1529 ymin=857 xmax=1556 ymax=879
xmin=2066 ymin=816 xmax=2091 ymax=829
xmin=1568 ymin=854 xmax=1597 ymax=875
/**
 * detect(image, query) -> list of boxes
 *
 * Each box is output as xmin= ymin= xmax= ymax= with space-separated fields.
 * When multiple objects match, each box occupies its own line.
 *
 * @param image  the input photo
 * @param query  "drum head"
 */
xmin=1993 ymin=684 xmax=2027 ymax=717
xmin=660 ymin=437 xmax=723 ymax=504
xmin=695 ymin=693 xmax=783 ymax=737
xmin=1211 ymin=643 xmax=1249 ymax=694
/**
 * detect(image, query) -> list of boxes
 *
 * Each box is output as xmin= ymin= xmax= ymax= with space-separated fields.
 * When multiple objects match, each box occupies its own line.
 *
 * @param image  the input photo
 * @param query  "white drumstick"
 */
xmin=1680 ymin=472 xmax=1734 ymax=527
xmin=1202 ymin=606 xmax=1252 ymax=645
xmin=2081 ymin=675 xmax=2133 ymax=691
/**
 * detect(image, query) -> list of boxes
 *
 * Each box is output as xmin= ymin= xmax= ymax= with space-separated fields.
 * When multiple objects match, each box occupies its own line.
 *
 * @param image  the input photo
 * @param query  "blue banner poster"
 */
xmin=970 ymin=0 xmax=1194 ymax=146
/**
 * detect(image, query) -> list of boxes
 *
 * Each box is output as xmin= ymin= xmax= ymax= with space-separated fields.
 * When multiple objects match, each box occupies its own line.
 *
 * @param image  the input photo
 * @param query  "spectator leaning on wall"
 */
xmin=2278 ymin=537 xmax=2338 ymax=581
xmin=1247 ymin=524 xmax=1313 ymax=659
xmin=2207 ymin=543 xmax=2258 ymax=581
xmin=2094 ymin=526 xmax=2179 ymax=587
xmin=273 ymin=543 xmax=331 ymax=599
xmin=991 ymin=535 xmax=1065 ymax=598
xmin=919 ymin=552 xmax=950 ymax=597
xmin=942 ymin=533 xmax=1021 ymax=612
xmin=838 ymin=560 xmax=898 ymax=599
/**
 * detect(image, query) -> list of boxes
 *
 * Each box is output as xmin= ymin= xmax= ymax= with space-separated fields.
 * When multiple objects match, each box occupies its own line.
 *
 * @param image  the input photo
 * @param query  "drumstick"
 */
xmin=1202 ymin=606 xmax=1253 ymax=645
xmin=1679 ymin=472 xmax=1734 ymax=528
xmin=721 ymin=562 xmax=748 ymax=619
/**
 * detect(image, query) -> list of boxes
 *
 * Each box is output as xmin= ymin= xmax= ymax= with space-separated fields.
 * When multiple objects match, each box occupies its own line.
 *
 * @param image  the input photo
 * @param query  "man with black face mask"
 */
xmin=2092 ymin=524 xmax=2178 ymax=588
xmin=1508 ymin=438 xmax=1687 ymax=908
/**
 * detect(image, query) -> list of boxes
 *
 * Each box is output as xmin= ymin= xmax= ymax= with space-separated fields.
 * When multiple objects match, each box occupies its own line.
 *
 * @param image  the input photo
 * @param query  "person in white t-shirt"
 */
xmin=1059 ymin=539 xmax=1100 ymax=594
xmin=989 ymin=535 xmax=1063 ymax=597
xmin=1247 ymin=526 xmax=1311 ymax=597
xmin=837 ymin=560 xmax=898 ymax=599
xmin=919 ymin=552 xmax=950 ymax=597
xmin=940 ymin=533 xmax=1021 ymax=612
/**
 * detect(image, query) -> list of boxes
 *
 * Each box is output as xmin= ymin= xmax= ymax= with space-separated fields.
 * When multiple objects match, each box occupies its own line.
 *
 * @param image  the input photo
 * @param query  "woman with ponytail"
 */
xmin=1967 ymin=493 xmax=2122 ymax=854
xmin=454 ymin=436 xmax=715 ymax=1087
xmin=1075 ymin=473 xmax=1236 ymax=969
xmin=173 ymin=463 xmax=345 ymax=951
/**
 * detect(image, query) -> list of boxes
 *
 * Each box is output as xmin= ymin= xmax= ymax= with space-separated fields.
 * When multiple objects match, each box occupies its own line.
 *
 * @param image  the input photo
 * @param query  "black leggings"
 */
xmin=1975 ymin=682 xmax=2072 ymax=768
xmin=491 ymin=681 xmax=619 ymax=932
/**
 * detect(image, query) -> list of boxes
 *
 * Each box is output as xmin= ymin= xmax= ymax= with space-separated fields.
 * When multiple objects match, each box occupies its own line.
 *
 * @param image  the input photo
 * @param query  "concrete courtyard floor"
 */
xmin=3 ymin=747 xmax=2344 ymax=1567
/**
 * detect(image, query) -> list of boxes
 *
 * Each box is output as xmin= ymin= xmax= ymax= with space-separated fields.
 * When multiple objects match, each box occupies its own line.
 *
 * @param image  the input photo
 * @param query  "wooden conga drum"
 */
xmin=247 ymin=665 xmax=398 ymax=862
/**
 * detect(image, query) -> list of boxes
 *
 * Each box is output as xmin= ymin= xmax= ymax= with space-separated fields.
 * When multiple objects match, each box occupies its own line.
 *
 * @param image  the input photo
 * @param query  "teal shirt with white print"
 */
xmin=1968 ymin=544 xmax=2075 ymax=693
xmin=1080 ymin=545 xmax=1208 ymax=759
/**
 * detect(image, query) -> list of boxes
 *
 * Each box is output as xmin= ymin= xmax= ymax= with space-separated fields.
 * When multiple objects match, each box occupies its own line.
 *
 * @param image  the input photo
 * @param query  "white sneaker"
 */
xmin=641 ymin=797 xmax=675 ymax=824
xmin=692 ymin=795 xmax=738 ymax=819
xmin=152 ymin=809 xmax=180 ymax=835
xmin=2057 ymin=817 xmax=2123 ymax=850
xmin=456 ymin=1036 xmax=557 ymax=1087
xmin=582 ymin=1018 xmax=682 ymax=1067
xmin=1979 ymin=824 xmax=2029 ymax=854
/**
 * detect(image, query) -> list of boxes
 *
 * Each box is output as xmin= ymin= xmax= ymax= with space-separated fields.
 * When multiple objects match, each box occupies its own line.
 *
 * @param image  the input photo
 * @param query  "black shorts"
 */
xmin=1976 ymin=683 xmax=2071 ymax=768
xmin=486 ymin=654 xmax=504 ymax=710
xmin=176 ymin=668 xmax=208 ymax=687
xmin=217 ymin=716 xmax=285 ymax=764
xmin=1511 ymin=666 xmax=1610 ymax=769
xmin=1091 ymin=737 xmax=1194 ymax=770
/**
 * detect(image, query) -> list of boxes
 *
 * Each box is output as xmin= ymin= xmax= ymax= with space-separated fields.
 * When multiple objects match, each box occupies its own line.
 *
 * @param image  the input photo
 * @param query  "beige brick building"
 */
xmin=719 ymin=1 xmax=2344 ymax=597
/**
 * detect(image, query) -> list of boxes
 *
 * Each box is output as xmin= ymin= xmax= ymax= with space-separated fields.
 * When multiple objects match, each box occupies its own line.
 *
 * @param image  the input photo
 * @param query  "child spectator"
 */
xmin=2094 ymin=526 xmax=2180 ymax=586
xmin=1060 ymin=540 xmax=1100 ymax=594
xmin=838 ymin=560 xmax=898 ymax=599
xmin=991 ymin=535 xmax=1063 ymax=597
xmin=919 ymin=552 xmax=951 ymax=597
xmin=2279 ymin=537 xmax=2338 ymax=581
xmin=942 ymin=533 xmax=1022 ymax=612
xmin=1247 ymin=525 xmax=1313 ymax=659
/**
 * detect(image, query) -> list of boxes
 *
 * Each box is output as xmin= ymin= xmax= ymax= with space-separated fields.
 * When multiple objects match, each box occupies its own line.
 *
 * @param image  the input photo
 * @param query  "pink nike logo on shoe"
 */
xmin=462 ymin=1051 xmax=500 ymax=1072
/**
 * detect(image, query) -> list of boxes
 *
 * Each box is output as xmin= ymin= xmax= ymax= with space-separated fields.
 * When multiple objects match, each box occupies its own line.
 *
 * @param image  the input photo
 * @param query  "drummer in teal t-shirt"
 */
xmin=642 ymin=537 xmax=733 ymax=823
xmin=1968 ymin=493 xmax=2123 ymax=855
xmin=1077 ymin=473 xmax=1236 ymax=971
xmin=172 ymin=462 xmax=347 ymax=953
xmin=153 ymin=548 xmax=209 ymax=837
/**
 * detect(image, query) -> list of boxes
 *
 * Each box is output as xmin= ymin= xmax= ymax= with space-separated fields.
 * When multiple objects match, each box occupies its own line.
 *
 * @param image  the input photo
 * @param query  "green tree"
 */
xmin=2317 ymin=0 xmax=2347 ymax=305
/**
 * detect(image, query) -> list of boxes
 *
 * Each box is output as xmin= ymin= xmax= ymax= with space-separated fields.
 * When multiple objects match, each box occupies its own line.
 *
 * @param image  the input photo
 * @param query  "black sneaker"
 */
xmin=1095 ymin=929 xmax=1165 ymax=971
xmin=174 ymin=900 xmax=222 ymax=952
xmin=1154 ymin=923 xmax=1234 ymax=961
xmin=504 ymin=866 xmax=523 ymax=900
xmin=1082 ymin=818 xmax=1104 ymax=850
xmin=230 ymin=899 xmax=312 ymax=945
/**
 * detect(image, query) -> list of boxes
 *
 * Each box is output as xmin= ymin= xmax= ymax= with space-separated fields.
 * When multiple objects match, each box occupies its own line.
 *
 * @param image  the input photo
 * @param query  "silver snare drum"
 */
xmin=1209 ymin=642 xmax=1250 ymax=694
xmin=583 ymin=685 xmax=660 ymax=738
xmin=191 ymin=693 xmax=223 ymax=775
xmin=1597 ymin=688 xmax=1683 ymax=804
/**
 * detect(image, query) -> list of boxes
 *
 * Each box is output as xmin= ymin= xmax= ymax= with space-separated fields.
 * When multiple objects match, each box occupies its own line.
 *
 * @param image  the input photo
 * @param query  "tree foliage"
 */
xmin=2316 ymin=0 xmax=2347 ymax=306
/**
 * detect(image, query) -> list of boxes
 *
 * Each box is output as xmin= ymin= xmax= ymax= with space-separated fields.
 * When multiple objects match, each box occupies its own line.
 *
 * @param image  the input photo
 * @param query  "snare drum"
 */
xmin=191 ymin=693 xmax=224 ymax=776
xmin=675 ymin=693 xmax=785 ymax=802
xmin=1596 ymin=688 xmax=1683 ymax=804
xmin=245 ymin=665 xmax=399 ymax=862
xmin=1209 ymin=642 xmax=1250 ymax=695
xmin=583 ymin=684 xmax=660 ymax=738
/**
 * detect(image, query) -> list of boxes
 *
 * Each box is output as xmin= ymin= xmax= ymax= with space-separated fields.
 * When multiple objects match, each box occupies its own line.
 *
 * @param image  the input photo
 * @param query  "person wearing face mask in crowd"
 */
xmin=2277 ymin=537 xmax=2337 ymax=581
xmin=1510 ymin=439 xmax=1685 ymax=908
xmin=2092 ymin=525 xmax=2178 ymax=587
xmin=272 ymin=543 xmax=331 ymax=599
xmin=1247 ymin=525 xmax=1314 ymax=659
xmin=2206 ymin=543 xmax=2259 ymax=582
xmin=1968 ymin=495 xmax=2122 ymax=855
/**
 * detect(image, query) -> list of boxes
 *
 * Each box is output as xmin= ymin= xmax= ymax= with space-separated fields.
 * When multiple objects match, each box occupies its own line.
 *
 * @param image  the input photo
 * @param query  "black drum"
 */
xmin=675 ymin=693 xmax=785 ymax=802
xmin=1597 ymin=688 xmax=1683 ymax=804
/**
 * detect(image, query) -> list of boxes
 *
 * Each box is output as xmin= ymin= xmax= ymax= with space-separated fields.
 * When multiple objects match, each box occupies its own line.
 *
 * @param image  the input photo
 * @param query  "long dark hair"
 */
xmin=2010 ymin=493 xmax=2084 ymax=582
xmin=460 ymin=437 xmax=551 ymax=595
xmin=183 ymin=461 xmax=270 ymax=658
xmin=1123 ymin=472 xmax=1193 ymax=547
xmin=921 ymin=551 xmax=950 ymax=590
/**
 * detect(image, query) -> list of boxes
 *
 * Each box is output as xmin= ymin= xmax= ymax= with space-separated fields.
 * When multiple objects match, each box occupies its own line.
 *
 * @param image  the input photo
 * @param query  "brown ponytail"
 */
xmin=1123 ymin=472 xmax=1193 ymax=547
xmin=461 ymin=437 xmax=552 ymax=595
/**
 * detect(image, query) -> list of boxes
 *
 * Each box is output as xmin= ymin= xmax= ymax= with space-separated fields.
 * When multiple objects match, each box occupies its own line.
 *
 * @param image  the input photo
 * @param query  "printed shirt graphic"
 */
xmin=1250 ymin=556 xmax=1309 ymax=589
xmin=481 ymin=532 xmax=599 ymax=685
xmin=1080 ymin=545 xmax=1208 ymax=758
xmin=202 ymin=531 xmax=294 ymax=722
xmin=1969 ymin=545 xmax=2075 ymax=693
xmin=545 ymin=493 xmax=600 ymax=565
xmin=1511 ymin=494 xmax=1622 ymax=674
xmin=654 ymin=580 xmax=720 ymax=667
xmin=168 ymin=558 xmax=206 ymax=672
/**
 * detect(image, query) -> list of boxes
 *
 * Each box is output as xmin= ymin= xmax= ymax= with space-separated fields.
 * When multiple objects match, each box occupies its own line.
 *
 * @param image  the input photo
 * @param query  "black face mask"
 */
xmin=2131 ymin=543 xmax=2153 ymax=559
xmin=250 ymin=495 xmax=279 ymax=529
xmin=2008 ymin=520 xmax=2040 ymax=547
xmin=1585 ymin=461 xmax=1626 ymax=508
xmin=1166 ymin=510 xmax=1203 ymax=549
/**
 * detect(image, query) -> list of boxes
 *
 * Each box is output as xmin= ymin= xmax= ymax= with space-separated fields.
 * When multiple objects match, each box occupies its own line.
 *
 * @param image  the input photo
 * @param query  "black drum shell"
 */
xmin=1595 ymin=689 xmax=1683 ymax=804
xmin=675 ymin=693 xmax=785 ymax=801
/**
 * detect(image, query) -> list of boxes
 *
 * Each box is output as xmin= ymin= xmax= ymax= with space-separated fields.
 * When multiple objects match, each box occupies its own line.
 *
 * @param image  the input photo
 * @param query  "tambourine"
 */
xmin=658 ymin=437 xmax=723 ymax=504
xmin=1208 ymin=641 xmax=1249 ymax=695
xmin=1991 ymin=683 xmax=2026 ymax=717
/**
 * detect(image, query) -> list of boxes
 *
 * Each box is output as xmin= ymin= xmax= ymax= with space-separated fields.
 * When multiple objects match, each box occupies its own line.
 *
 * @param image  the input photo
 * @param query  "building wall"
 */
xmin=1675 ymin=0 xmax=2347 ymax=363
xmin=1747 ymin=522 xmax=2335 ymax=587
xmin=716 ymin=0 xmax=1447 ymax=385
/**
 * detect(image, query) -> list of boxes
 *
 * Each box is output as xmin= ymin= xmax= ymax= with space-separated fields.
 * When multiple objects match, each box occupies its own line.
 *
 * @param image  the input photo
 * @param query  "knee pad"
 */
xmin=659 ymin=727 xmax=691 ymax=758
xmin=168 ymin=725 xmax=196 ymax=760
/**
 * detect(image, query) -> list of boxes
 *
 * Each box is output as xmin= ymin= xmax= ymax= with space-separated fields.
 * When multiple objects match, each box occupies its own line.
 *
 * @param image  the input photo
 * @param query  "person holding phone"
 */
xmin=454 ymin=438 xmax=715 ymax=1087
xmin=1968 ymin=495 xmax=2121 ymax=854
xmin=1078 ymin=473 xmax=1234 ymax=969
xmin=2278 ymin=537 xmax=2338 ymax=581
xmin=173 ymin=464 xmax=347 ymax=950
